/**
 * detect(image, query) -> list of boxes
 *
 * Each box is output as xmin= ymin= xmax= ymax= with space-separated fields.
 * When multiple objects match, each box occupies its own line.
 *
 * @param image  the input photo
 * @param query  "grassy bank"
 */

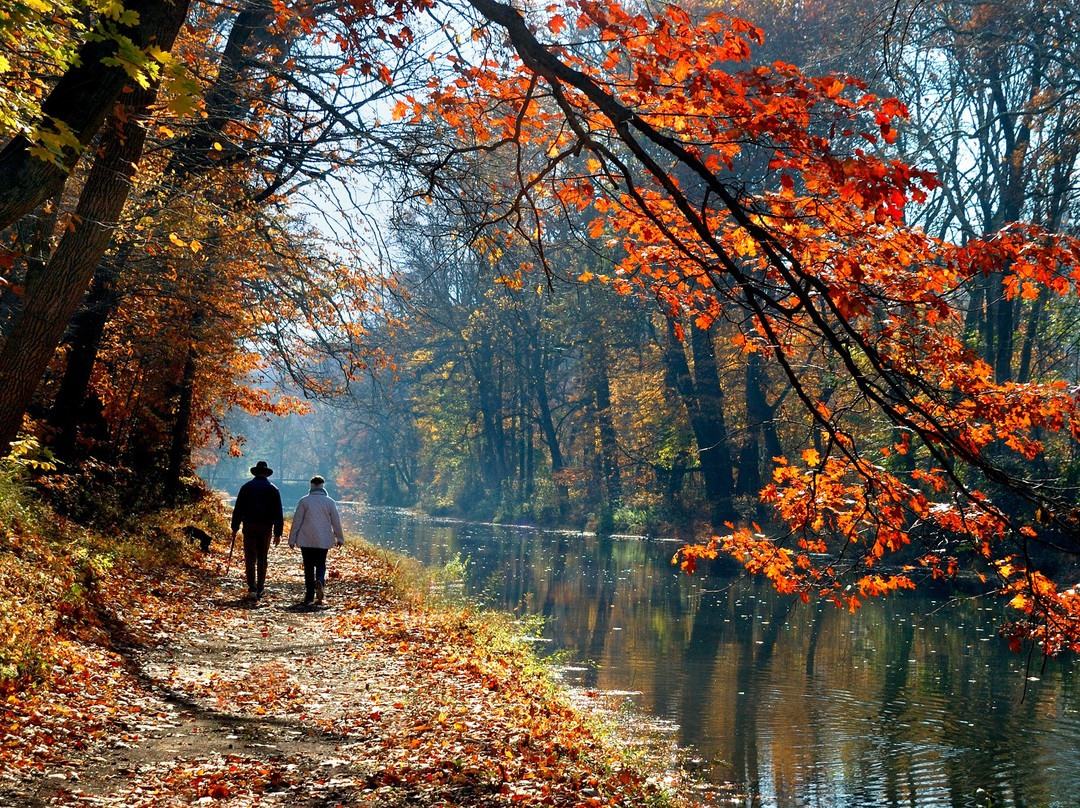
xmin=0 ymin=458 xmax=221 ymax=694
xmin=0 ymin=460 xmax=690 ymax=807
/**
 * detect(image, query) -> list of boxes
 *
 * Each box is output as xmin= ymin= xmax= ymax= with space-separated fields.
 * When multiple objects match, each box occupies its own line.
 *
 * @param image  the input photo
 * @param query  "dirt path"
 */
xmin=59 ymin=547 xmax=395 ymax=806
xmin=5 ymin=542 xmax=681 ymax=808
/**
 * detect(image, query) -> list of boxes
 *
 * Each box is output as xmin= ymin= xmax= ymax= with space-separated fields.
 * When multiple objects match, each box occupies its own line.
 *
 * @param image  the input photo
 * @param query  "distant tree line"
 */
xmin=212 ymin=1 xmax=1080 ymax=543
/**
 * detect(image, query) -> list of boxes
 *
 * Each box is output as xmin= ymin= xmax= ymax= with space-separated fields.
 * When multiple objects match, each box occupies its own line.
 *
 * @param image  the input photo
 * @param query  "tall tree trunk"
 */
xmin=737 ymin=350 xmax=780 ymax=499
xmin=0 ymin=47 xmax=188 ymax=453
xmin=45 ymin=259 xmax=118 ymax=460
xmin=0 ymin=0 xmax=191 ymax=230
xmin=982 ymin=273 xmax=998 ymax=369
xmin=662 ymin=317 xmax=737 ymax=524
xmin=985 ymin=51 xmax=1033 ymax=383
xmin=43 ymin=0 xmax=278 ymax=460
xmin=472 ymin=337 xmax=507 ymax=503
xmin=1016 ymin=288 xmax=1047 ymax=386
xmin=164 ymin=0 xmax=277 ymax=184
xmin=164 ymin=311 xmax=204 ymax=500
xmin=1 ymin=194 xmax=61 ymax=332
xmin=585 ymin=334 xmax=621 ymax=528
xmin=532 ymin=347 xmax=569 ymax=515
xmin=993 ymin=287 xmax=1015 ymax=383
xmin=518 ymin=366 xmax=534 ymax=505
xmin=963 ymin=278 xmax=985 ymax=344
xmin=688 ymin=322 xmax=736 ymax=524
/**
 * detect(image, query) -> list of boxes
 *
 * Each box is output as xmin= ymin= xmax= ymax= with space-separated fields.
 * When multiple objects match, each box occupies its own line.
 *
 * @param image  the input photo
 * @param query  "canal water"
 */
xmin=339 ymin=505 xmax=1080 ymax=808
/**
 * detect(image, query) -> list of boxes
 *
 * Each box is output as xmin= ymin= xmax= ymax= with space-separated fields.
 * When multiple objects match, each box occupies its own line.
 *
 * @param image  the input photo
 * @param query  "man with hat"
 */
xmin=230 ymin=460 xmax=284 ymax=600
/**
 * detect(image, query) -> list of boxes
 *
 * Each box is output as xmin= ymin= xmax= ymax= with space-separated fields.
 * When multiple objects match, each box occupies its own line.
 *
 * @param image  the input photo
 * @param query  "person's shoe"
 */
xmin=256 ymin=589 xmax=265 ymax=600
xmin=315 ymin=581 xmax=324 ymax=605
xmin=245 ymin=590 xmax=257 ymax=601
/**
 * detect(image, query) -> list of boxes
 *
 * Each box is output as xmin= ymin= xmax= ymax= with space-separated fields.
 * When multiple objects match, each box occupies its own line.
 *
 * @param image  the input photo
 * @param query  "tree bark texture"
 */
xmin=164 ymin=324 xmax=201 ymax=500
xmin=662 ymin=317 xmax=736 ymax=523
xmin=585 ymin=335 xmax=621 ymax=508
xmin=532 ymin=346 xmax=569 ymax=515
xmin=164 ymin=0 xmax=276 ymax=186
xmin=688 ymin=323 xmax=736 ymax=523
xmin=736 ymin=350 xmax=783 ymax=499
xmin=45 ymin=256 xmax=119 ymax=459
xmin=0 ymin=60 xmax=184 ymax=452
xmin=44 ymin=0 xmax=277 ymax=462
xmin=471 ymin=336 xmax=508 ymax=501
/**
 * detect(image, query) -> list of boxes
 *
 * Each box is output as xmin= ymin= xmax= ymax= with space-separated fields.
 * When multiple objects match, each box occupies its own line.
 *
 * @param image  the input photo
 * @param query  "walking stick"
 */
xmin=224 ymin=531 xmax=238 ymax=575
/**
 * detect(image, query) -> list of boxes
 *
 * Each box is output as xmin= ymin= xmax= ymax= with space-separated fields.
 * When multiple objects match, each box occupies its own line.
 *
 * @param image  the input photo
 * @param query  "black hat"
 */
xmin=250 ymin=461 xmax=273 ymax=477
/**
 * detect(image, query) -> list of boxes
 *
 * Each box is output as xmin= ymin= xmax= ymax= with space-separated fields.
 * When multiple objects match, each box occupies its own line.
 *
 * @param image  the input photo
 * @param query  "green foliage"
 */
xmin=0 ymin=0 xmax=86 ymax=141
xmin=437 ymin=551 xmax=469 ymax=586
xmin=4 ymin=432 xmax=57 ymax=473
xmin=98 ymin=0 xmax=138 ymax=24
xmin=0 ymin=473 xmax=51 ymax=687
xmin=414 ymin=551 xmax=473 ymax=607
xmin=612 ymin=502 xmax=653 ymax=535
xmin=25 ymin=115 xmax=86 ymax=164
xmin=0 ymin=0 xmax=199 ymax=163
xmin=32 ymin=460 xmax=215 ymax=528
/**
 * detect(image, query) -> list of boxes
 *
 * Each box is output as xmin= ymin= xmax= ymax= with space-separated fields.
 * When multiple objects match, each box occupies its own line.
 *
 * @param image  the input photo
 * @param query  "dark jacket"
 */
xmin=231 ymin=477 xmax=284 ymax=537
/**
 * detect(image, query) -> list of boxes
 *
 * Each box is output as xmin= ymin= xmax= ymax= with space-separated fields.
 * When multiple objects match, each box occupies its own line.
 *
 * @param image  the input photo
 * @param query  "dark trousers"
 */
xmin=242 ymin=524 xmax=273 ymax=593
xmin=300 ymin=547 xmax=328 ymax=602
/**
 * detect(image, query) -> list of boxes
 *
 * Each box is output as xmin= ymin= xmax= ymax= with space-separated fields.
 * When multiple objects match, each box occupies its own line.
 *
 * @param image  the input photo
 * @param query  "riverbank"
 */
xmin=0 ymin=489 xmax=691 ymax=807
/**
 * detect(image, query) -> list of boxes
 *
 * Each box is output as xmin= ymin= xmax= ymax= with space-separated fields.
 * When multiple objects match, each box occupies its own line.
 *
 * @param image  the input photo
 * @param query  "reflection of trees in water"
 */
xmin=485 ymin=526 xmax=538 ymax=610
xmin=675 ymin=578 xmax=793 ymax=797
xmin=804 ymin=599 xmax=828 ymax=677
xmin=731 ymin=594 xmax=790 ymax=799
xmin=584 ymin=550 xmax=619 ymax=685
xmin=676 ymin=584 xmax=727 ymax=754
xmin=539 ymin=534 xmax=569 ymax=619
xmin=932 ymin=612 xmax=1049 ymax=808
xmin=344 ymin=509 xmax=1080 ymax=808
xmin=876 ymin=614 xmax=916 ymax=807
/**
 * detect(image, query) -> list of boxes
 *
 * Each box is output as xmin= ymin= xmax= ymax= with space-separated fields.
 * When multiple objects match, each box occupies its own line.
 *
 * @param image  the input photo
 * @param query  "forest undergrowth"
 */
xmin=0 ymin=465 xmax=700 ymax=807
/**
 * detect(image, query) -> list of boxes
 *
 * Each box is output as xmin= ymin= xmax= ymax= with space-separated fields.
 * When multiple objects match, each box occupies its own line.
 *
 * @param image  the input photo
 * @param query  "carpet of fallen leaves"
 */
xmin=1 ymin=534 xmax=695 ymax=808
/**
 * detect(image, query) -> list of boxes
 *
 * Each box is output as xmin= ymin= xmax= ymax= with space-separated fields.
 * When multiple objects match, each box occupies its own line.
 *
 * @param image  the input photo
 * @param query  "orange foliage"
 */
xmin=61 ymin=0 xmax=406 ymax=465
xmin=374 ymin=0 xmax=1080 ymax=652
xmin=144 ymin=0 xmax=1080 ymax=651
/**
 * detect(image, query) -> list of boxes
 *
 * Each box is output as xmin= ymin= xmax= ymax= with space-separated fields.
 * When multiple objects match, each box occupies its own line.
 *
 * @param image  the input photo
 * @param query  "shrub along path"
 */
xmin=2 ymin=538 xmax=684 ymax=808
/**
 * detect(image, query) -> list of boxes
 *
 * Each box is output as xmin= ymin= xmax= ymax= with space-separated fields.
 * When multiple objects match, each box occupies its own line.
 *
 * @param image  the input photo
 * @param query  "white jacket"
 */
xmin=288 ymin=487 xmax=345 ymax=550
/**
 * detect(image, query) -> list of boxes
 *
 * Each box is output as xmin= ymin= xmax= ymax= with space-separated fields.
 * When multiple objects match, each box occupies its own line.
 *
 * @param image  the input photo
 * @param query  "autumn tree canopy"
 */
xmin=378 ymin=0 xmax=1080 ymax=652
xmin=4 ymin=0 xmax=1080 ymax=652
xmin=0 ymin=0 xmax=404 ymax=490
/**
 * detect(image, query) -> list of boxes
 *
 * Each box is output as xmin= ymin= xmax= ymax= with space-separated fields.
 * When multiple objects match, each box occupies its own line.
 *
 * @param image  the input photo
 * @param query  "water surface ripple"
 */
xmin=342 ymin=506 xmax=1080 ymax=808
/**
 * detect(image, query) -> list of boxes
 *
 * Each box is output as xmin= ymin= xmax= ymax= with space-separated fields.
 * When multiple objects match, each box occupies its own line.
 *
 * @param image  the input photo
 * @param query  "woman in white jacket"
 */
xmin=288 ymin=476 xmax=345 ymax=606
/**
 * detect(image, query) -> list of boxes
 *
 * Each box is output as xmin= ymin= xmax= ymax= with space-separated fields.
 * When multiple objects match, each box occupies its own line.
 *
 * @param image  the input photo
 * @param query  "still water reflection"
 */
xmin=341 ymin=505 xmax=1080 ymax=808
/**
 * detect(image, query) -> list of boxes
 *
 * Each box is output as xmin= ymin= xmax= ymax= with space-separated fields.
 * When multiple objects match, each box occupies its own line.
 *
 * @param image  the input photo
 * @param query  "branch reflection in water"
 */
xmin=342 ymin=505 xmax=1080 ymax=808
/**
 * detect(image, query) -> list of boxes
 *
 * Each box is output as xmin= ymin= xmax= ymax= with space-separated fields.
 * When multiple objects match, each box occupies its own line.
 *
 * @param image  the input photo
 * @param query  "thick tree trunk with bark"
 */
xmin=662 ymin=317 xmax=737 ymax=524
xmin=584 ymin=334 xmax=621 ymax=526
xmin=688 ymin=323 xmax=736 ymax=524
xmin=164 ymin=0 xmax=277 ymax=185
xmin=992 ymin=284 xmax=1016 ymax=383
xmin=0 ymin=0 xmax=189 ymax=453
xmin=532 ymin=347 xmax=569 ymax=515
xmin=164 ymin=329 xmax=201 ymax=501
xmin=45 ymin=258 xmax=118 ymax=460
xmin=736 ymin=353 xmax=763 ymax=498
xmin=471 ymin=337 xmax=508 ymax=503
xmin=1017 ymin=289 xmax=1047 ymax=385
xmin=43 ymin=0 xmax=276 ymax=462
xmin=736 ymin=350 xmax=783 ymax=500
xmin=985 ymin=52 xmax=1031 ymax=383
